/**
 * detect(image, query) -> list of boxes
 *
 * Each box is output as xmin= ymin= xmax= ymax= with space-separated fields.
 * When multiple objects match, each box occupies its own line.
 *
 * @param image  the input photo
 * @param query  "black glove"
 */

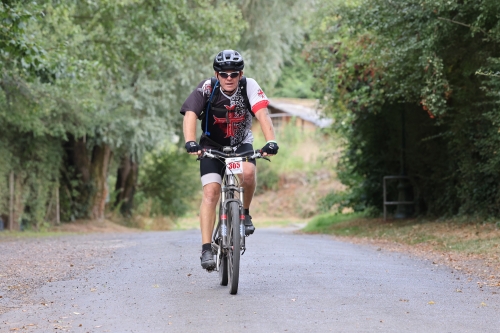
xmin=261 ymin=141 xmax=279 ymax=155
xmin=185 ymin=141 xmax=201 ymax=153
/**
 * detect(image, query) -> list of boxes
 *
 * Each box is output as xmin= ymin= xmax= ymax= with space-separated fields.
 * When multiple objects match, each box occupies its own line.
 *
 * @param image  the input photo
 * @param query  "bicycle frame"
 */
xmin=213 ymin=157 xmax=246 ymax=271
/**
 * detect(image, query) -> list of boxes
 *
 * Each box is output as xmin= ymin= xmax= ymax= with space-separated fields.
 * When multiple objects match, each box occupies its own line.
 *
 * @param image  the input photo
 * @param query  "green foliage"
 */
xmin=0 ymin=0 xmax=305 ymax=227
xmin=255 ymin=160 xmax=279 ymax=194
xmin=0 ymin=2 xmax=45 ymax=74
xmin=303 ymin=212 xmax=365 ymax=233
xmin=135 ymin=146 xmax=199 ymax=217
xmin=271 ymin=49 xmax=322 ymax=99
xmin=308 ymin=0 xmax=500 ymax=217
xmin=230 ymin=0 xmax=309 ymax=89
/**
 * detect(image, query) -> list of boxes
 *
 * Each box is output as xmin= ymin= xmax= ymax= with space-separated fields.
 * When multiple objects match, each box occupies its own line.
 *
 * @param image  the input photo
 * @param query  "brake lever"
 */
xmin=257 ymin=149 xmax=271 ymax=162
xmin=196 ymin=149 xmax=207 ymax=161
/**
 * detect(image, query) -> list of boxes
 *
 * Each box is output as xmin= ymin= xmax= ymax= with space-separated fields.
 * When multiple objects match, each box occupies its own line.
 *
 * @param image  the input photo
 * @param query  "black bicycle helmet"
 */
xmin=213 ymin=50 xmax=244 ymax=71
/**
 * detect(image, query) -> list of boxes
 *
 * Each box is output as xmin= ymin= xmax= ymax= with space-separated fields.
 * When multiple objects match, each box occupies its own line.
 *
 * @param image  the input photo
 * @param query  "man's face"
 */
xmin=215 ymin=70 xmax=242 ymax=93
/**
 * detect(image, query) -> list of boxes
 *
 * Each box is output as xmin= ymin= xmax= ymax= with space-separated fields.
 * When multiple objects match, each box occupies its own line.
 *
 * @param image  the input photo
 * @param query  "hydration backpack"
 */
xmin=199 ymin=76 xmax=254 ymax=122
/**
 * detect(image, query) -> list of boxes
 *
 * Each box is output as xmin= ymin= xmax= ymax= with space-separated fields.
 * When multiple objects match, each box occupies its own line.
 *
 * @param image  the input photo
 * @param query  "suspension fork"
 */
xmin=239 ymin=186 xmax=246 ymax=251
xmin=220 ymin=185 xmax=228 ymax=248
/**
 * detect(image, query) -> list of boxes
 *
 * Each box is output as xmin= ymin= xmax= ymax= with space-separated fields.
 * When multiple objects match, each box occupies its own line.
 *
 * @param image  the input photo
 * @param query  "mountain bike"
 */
xmin=199 ymin=147 xmax=268 ymax=295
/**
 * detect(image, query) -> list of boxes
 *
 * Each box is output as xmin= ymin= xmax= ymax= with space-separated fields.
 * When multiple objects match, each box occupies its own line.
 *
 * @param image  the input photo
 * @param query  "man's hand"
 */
xmin=261 ymin=141 xmax=279 ymax=156
xmin=185 ymin=141 xmax=202 ymax=155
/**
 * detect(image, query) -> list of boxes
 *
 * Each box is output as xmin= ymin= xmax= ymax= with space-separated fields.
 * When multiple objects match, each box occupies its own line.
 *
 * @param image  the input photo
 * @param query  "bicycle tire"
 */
xmin=227 ymin=200 xmax=240 ymax=294
xmin=218 ymin=199 xmax=228 ymax=286
xmin=219 ymin=254 xmax=228 ymax=286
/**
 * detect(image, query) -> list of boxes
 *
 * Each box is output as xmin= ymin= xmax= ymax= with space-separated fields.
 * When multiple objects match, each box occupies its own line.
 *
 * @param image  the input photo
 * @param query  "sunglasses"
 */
xmin=218 ymin=71 xmax=240 ymax=79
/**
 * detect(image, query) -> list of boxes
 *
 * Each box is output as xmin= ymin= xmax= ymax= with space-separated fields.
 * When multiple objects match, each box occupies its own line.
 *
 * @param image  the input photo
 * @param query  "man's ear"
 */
xmin=214 ymin=71 xmax=218 ymax=78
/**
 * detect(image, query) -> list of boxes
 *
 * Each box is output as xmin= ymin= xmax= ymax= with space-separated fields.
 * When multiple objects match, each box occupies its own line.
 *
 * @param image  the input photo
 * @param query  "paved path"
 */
xmin=1 ymin=228 xmax=499 ymax=332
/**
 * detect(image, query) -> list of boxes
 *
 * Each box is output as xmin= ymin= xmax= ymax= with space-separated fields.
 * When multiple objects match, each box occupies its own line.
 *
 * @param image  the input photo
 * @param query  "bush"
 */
xmin=135 ymin=146 xmax=199 ymax=217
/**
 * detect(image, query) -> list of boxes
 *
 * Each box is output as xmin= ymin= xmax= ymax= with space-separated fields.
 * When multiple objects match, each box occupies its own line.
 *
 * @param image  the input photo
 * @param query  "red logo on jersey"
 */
xmin=213 ymin=106 xmax=245 ymax=138
xmin=257 ymin=89 xmax=265 ymax=98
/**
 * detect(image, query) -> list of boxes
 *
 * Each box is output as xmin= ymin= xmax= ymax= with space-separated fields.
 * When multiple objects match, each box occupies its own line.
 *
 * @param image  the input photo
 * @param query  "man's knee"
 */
xmin=241 ymin=163 xmax=256 ymax=186
xmin=202 ymin=183 xmax=221 ymax=205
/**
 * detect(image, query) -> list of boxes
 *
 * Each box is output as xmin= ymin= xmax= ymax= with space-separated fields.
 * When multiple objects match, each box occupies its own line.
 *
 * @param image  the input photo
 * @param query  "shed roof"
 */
xmin=268 ymin=98 xmax=333 ymax=128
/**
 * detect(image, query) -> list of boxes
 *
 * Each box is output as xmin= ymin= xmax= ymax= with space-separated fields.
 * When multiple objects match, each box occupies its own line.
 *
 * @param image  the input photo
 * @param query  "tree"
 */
xmin=308 ymin=0 xmax=500 ymax=216
xmin=35 ymin=0 xmax=245 ymax=220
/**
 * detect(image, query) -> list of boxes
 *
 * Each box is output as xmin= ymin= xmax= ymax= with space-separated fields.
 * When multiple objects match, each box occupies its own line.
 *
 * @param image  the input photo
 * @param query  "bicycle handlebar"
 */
xmin=197 ymin=148 xmax=270 ymax=161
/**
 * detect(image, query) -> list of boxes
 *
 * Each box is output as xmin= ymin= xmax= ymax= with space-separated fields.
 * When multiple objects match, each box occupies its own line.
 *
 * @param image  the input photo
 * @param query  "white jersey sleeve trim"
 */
xmin=246 ymin=78 xmax=269 ymax=113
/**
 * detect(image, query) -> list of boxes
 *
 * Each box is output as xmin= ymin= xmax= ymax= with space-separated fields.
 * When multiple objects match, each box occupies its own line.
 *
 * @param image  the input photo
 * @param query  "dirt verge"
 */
xmin=0 ymin=220 xmax=139 ymax=315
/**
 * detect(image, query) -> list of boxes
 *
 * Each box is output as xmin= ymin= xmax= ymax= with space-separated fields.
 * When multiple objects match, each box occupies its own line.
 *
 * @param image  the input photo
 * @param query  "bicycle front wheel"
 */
xmin=227 ymin=201 xmax=241 ymax=294
xmin=218 ymin=201 xmax=228 ymax=286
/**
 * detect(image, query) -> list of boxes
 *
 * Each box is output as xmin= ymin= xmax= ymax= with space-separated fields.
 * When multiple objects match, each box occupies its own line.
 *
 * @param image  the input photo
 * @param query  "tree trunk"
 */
xmin=90 ymin=144 xmax=113 ymax=220
xmin=62 ymin=136 xmax=114 ymax=221
xmin=73 ymin=137 xmax=91 ymax=184
xmin=114 ymin=154 xmax=138 ymax=217
xmin=12 ymin=172 xmax=24 ymax=231
xmin=61 ymin=135 xmax=92 ymax=221
xmin=9 ymin=171 xmax=14 ymax=230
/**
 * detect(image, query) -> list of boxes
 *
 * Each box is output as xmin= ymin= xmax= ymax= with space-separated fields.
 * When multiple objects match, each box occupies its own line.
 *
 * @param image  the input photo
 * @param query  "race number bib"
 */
xmin=225 ymin=157 xmax=243 ymax=175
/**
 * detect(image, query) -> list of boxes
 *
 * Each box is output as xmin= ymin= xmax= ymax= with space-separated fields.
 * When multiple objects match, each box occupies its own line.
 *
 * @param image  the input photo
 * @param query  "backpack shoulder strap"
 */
xmin=239 ymin=76 xmax=255 ymax=117
xmin=199 ymin=77 xmax=219 ymax=121
xmin=210 ymin=76 xmax=218 ymax=99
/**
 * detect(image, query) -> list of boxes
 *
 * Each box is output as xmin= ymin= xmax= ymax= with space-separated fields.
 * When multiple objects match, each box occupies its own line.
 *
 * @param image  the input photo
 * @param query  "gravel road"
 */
xmin=1 ymin=227 xmax=499 ymax=332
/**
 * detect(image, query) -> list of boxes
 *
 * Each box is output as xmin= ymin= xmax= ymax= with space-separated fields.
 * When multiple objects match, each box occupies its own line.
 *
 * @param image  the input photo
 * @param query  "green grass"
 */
xmin=302 ymin=212 xmax=366 ymax=233
xmin=303 ymin=212 xmax=500 ymax=258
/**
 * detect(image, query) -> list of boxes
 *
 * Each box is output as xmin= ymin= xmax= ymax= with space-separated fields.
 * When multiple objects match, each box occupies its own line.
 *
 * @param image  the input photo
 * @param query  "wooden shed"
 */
xmin=253 ymin=98 xmax=332 ymax=133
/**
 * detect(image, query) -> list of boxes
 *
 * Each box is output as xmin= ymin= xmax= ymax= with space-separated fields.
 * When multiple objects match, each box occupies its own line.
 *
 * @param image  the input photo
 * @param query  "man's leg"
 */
xmin=240 ymin=162 xmax=256 ymax=209
xmin=200 ymin=182 xmax=221 ymax=244
xmin=199 ymin=182 xmax=220 ymax=269
xmin=239 ymin=162 xmax=256 ymax=235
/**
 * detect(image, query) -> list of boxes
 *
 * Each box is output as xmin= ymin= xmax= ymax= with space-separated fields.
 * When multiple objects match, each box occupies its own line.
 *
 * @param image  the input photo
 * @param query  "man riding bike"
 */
xmin=180 ymin=49 xmax=279 ymax=270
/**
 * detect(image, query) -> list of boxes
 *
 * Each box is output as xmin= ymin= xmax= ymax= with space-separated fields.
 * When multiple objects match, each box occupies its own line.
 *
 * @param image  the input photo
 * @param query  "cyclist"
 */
xmin=180 ymin=49 xmax=279 ymax=270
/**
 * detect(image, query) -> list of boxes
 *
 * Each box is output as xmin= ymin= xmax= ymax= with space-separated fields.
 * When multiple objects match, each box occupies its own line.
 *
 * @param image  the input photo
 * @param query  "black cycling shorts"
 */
xmin=200 ymin=143 xmax=256 ymax=186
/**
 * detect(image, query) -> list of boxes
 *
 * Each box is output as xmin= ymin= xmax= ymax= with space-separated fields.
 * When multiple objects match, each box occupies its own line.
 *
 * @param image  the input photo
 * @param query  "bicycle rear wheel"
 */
xmin=227 ymin=201 xmax=240 ymax=294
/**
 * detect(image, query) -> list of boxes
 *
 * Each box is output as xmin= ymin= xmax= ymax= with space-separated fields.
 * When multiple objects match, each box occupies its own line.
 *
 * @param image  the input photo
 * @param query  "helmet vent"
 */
xmin=213 ymin=49 xmax=244 ymax=71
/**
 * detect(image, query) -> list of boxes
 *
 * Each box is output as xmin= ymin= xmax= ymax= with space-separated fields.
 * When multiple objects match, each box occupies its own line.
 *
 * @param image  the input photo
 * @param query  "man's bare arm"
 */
xmin=183 ymin=111 xmax=201 ymax=155
xmin=255 ymin=108 xmax=278 ymax=156
xmin=255 ymin=108 xmax=276 ymax=142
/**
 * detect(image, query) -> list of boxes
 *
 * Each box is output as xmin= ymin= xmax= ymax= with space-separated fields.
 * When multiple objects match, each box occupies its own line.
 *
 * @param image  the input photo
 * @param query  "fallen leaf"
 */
xmin=153 ymin=284 xmax=159 ymax=288
xmin=291 ymin=298 xmax=296 ymax=302
xmin=187 ymin=273 xmax=192 ymax=277
xmin=428 ymin=301 xmax=435 ymax=305
xmin=90 ymin=288 xmax=97 ymax=292
xmin=73 ymin=312 xmax=80 ymax=315
xmin=480 ymin=302 xmax=487 ymax=307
